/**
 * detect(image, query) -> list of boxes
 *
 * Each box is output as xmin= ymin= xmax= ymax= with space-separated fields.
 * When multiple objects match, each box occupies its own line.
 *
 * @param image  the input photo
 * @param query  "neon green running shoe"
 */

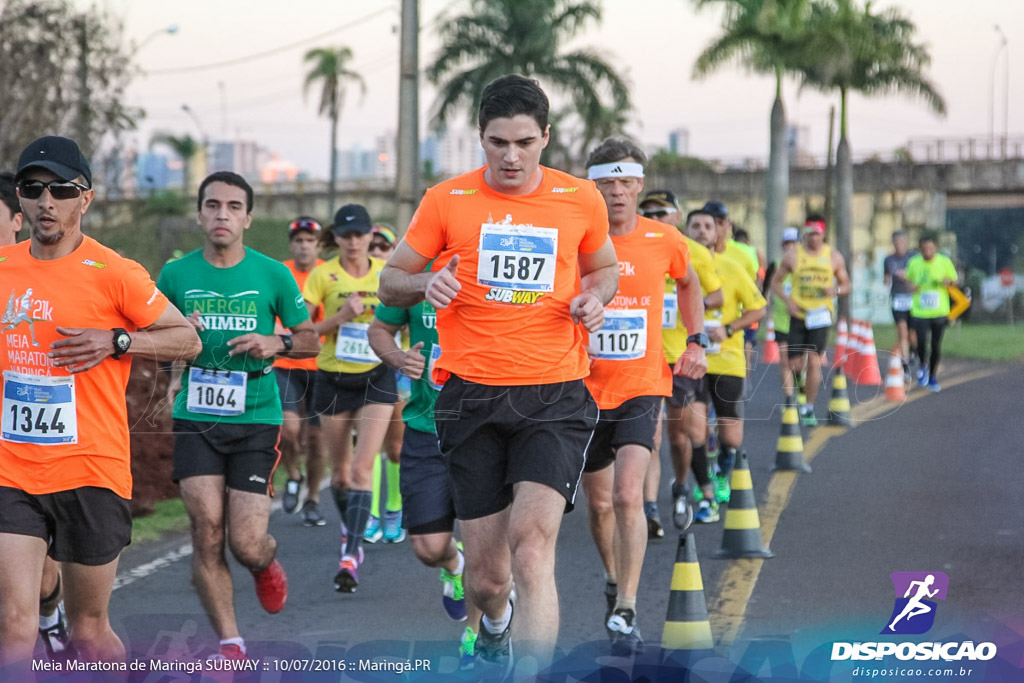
xmin=713 ymin=472 xmax=731 ymax=503
xmin=459 ymin=627 xmax=477 ymax=671
xmin=440 ymin=541 xmax=467 ymax=621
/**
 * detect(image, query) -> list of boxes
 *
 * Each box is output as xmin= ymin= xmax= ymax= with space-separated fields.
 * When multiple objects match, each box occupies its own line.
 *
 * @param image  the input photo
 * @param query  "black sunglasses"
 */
xmin=370 ymin=240 xmax=393 ymax=250
xmin=642 ymin=208 xmax=676 ymax=219
xmin=18 ymin=179 xmax=89 ymax=200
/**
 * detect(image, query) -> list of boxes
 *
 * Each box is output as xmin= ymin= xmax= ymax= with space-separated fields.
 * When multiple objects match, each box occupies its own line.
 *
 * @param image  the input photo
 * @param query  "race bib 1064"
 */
xmin=186 ymin=367 xmax=246 ymax=417
xmin=1 ymin=371 xmax=77 ymax=445
xmin=590 ymin=309 xmax=647 ymax=361
xmin=477 ymin=220 xmax=558 ymax=292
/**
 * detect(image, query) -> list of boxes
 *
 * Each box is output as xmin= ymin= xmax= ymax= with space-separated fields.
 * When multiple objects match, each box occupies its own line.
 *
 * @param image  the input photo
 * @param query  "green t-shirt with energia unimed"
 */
xmin=157 ymin=248 xmax=309 ymax=424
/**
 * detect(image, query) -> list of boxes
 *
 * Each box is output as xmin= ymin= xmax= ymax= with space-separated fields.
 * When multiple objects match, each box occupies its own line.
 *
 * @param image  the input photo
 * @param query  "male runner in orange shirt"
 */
xmin=380 ymin=75 xmax=618 ymax=673
xmin=0 ymin=136 xmax=200 ymax=669
xmin=579 ymin=138 xmax=707 ymax=654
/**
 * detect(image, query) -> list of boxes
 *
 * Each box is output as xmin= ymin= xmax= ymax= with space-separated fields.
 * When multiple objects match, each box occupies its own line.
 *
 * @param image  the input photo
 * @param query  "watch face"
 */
xmin=116 ymin=333 xmax=131 ymax=353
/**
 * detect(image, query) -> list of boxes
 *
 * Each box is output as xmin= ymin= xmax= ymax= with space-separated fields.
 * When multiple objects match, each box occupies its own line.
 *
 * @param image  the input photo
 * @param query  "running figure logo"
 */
xmin=2 ymin=288 xmax=41 ymax=346
xmin=881 ymin=571 xmax=949 ymax=635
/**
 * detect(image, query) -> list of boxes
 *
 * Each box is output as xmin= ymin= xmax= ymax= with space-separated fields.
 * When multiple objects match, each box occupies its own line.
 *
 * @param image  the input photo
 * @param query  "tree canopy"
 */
xmin=0 ymin=0 xmax=139 ymax=164
xmin=425 ymin=0 xmax=632 ymax=149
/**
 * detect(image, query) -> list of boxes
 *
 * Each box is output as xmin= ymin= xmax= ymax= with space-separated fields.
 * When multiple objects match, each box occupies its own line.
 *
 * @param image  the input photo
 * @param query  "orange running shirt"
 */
xmin=403 ymin=166 xmax=609 ymax=386
xmin=584 ymin=216 xmax=690 ymax=409
xmin=0 ymin=237 xmax=169 ymax=499
xmin=274 ymin=258 xmax=324 ymax=371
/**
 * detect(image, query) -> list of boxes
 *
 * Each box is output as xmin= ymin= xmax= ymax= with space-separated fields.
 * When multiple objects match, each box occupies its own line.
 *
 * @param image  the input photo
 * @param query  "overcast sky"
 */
xmin=81 ymin=0 xmax=1024 ymax=177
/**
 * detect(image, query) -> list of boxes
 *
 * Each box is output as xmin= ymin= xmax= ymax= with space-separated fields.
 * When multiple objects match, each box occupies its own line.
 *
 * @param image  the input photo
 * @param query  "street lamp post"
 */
xmin=182 ymin=103 xmax=210 ymax=185
xmin=134 ymin=24 xmax=179 ymax=55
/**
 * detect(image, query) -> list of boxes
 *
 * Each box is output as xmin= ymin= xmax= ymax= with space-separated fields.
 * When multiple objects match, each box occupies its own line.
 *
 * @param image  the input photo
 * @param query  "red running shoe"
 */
xmin=252 ymin=559 xmax=288 ymax=613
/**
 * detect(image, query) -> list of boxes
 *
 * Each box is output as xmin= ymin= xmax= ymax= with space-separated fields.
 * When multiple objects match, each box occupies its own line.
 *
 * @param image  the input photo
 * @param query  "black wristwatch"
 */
xmin=111 ymin=328 xmax=131 ymax=359
xmin=724 ymin=323 xmax=735 ymax=338
xmin=686 ymin=332 xmax=710 ymax=349
xmin=278 ymin=334 xmax=293 ymax=355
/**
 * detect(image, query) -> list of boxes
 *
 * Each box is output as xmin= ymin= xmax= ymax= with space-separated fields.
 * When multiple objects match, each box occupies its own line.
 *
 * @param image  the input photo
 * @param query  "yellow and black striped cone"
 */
xmin=662 ymin=533 xmax=714 ymax=651
xmin=715 ymin=451 xmax=774 ymax=559
xmin=773 ymin=393 xmax=811 ymax=473
xmin=828 ymin=368 xmax=853 ymax=427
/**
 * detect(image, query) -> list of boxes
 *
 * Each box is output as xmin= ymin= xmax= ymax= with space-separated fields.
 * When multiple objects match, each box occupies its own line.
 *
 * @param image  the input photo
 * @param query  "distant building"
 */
xmin=668 ymin=128 xmax=690 ymax=156
xmin=211 ymin=140 xmax=266 ymax=180
xmin=135 ymin=152 xmax=175 ymax=193
xmin=438 ymin=127 xmax=485 ymax=175
xmin=786 ymin=125 xmax=814 ymax=166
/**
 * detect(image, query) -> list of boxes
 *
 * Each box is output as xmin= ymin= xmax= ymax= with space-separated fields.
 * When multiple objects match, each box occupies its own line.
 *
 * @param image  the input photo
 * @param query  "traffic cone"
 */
xmin=773 ymin=393 xmax=811 ymax=473
xmin=845 ymin=320 xmax=863 ymax=381
xmin=856 ymin=322 xmax=882 ymax=386
xmin=662 ymin=533 xmax=714 ymax=651
xmin=716 ymin=450 xmax=774 ymax=559
xmin=833 ymin=318 xmax=848 ymax=370
xmin=884 ymin=354 xmax=907 ymax=402
xmin=762 ymin=318 xmax=780 ymax=364
xmin=828 ymin=367 xmax=853 ymax=427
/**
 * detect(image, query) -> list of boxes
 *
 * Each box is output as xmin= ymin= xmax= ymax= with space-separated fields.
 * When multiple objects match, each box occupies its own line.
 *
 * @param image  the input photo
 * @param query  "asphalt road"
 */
xmin=98 ymin=357 xmax=1023 ymax=681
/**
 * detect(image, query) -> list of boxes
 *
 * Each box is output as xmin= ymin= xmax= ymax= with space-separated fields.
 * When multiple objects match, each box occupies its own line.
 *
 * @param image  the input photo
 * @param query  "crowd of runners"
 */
xmin=0 ymin=74 xmax=964 ymax=677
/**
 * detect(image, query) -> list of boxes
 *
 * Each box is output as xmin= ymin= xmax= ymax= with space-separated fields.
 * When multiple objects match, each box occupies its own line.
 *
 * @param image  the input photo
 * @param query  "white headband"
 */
xmin=587 ymin=162 xmax=645 ymax=180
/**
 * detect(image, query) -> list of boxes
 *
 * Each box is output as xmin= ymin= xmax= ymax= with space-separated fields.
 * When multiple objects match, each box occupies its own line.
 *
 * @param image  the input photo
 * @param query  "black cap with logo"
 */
xmin=16 ymin=136 xmax=92 ymax=188
xmin=330 ymin=204 xmax=373 ymax=235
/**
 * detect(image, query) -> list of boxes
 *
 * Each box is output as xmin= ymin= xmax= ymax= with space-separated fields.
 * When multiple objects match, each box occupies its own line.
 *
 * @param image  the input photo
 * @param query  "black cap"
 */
xmin=330 ymin=204 xmax=372 ymax=234
xmin=16 ymin=136 xmax=92 ymax=188
xmin=701 ymin=200 xmax=728 ymax=219
xmin=640 ymin=190 xmax=679 ymax=210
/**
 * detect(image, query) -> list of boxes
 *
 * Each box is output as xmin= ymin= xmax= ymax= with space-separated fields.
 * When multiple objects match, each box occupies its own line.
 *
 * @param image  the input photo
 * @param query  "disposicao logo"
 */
xmin=830 ymin=571 xmax=997 ymax=663
xmin=882 ymin=571 xmax=947 ymax=635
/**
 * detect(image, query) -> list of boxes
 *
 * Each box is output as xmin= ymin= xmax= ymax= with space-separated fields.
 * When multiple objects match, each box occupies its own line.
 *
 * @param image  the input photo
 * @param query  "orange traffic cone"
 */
xmin=832 ymin=318 xmax=848 ymax=370
xmin=856 ymin=322 xmax=882 ymax=386
xmin=763 ymin=318 xmax=780 ymax=364
xmin=845 ymin=320 xmax=863 ymax=381
xmin=884 ymin=355 xmax=906 ymax=402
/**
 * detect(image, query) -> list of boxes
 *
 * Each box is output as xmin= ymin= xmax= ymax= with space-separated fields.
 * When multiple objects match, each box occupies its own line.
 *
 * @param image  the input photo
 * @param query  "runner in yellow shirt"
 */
xmin=771 ymin=214 xmax=851 ymax=426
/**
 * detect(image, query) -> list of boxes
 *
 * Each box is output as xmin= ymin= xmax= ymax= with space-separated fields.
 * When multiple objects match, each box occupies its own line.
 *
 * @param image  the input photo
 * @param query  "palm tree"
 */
xmin=798 ymin=0 xmax=945 ymax=316
xmin=149 ymin=132 xmax=199 ymax=193
xmin=426 ymin=0 xmax=631 ymax=161
xmin=691 ymin=0 xmax=811 ymax=266
xmin=303 ymin=46 xmax=365 ymax=212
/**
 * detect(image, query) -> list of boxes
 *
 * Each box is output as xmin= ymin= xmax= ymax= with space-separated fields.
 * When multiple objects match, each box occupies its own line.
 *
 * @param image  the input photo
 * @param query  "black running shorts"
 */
xmin=787 ymin=316 xmax=830 ymax=357
xmin=667 ymin=363 xmax=706 ymax=408
xmin=312 ymin=365 xmax=398 ymax=416
xmin=172 ymin=419 xmax=281 ymax=494
xmin=0 ymin=486 xmax=131 ymax=565
xmin=435 ymin=375 xmax=599 ymax=520
xmin=399 ymin=427 xmax=455 ymax=535
xmin=584 ymin=395 xmax=661 ymax=473
xmin=274 ymin=368 xmax=321 ymax=426
xmin=696 ymin=373 xmax=746 ymax=420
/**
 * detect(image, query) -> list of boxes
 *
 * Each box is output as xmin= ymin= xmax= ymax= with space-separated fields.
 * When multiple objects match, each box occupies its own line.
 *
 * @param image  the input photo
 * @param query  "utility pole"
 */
xmin=76 ymin=14 xmax=92 ymax=157
xmin=395 ymin=0 xmax=420 ymax=235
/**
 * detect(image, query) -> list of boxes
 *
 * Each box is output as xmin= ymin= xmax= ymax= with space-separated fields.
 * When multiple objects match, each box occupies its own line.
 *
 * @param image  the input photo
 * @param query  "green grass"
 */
xmin=863 ymin=323 xmax=1024 ymax=362
xmin=131 ymin=497 xmax=190 ymax=544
